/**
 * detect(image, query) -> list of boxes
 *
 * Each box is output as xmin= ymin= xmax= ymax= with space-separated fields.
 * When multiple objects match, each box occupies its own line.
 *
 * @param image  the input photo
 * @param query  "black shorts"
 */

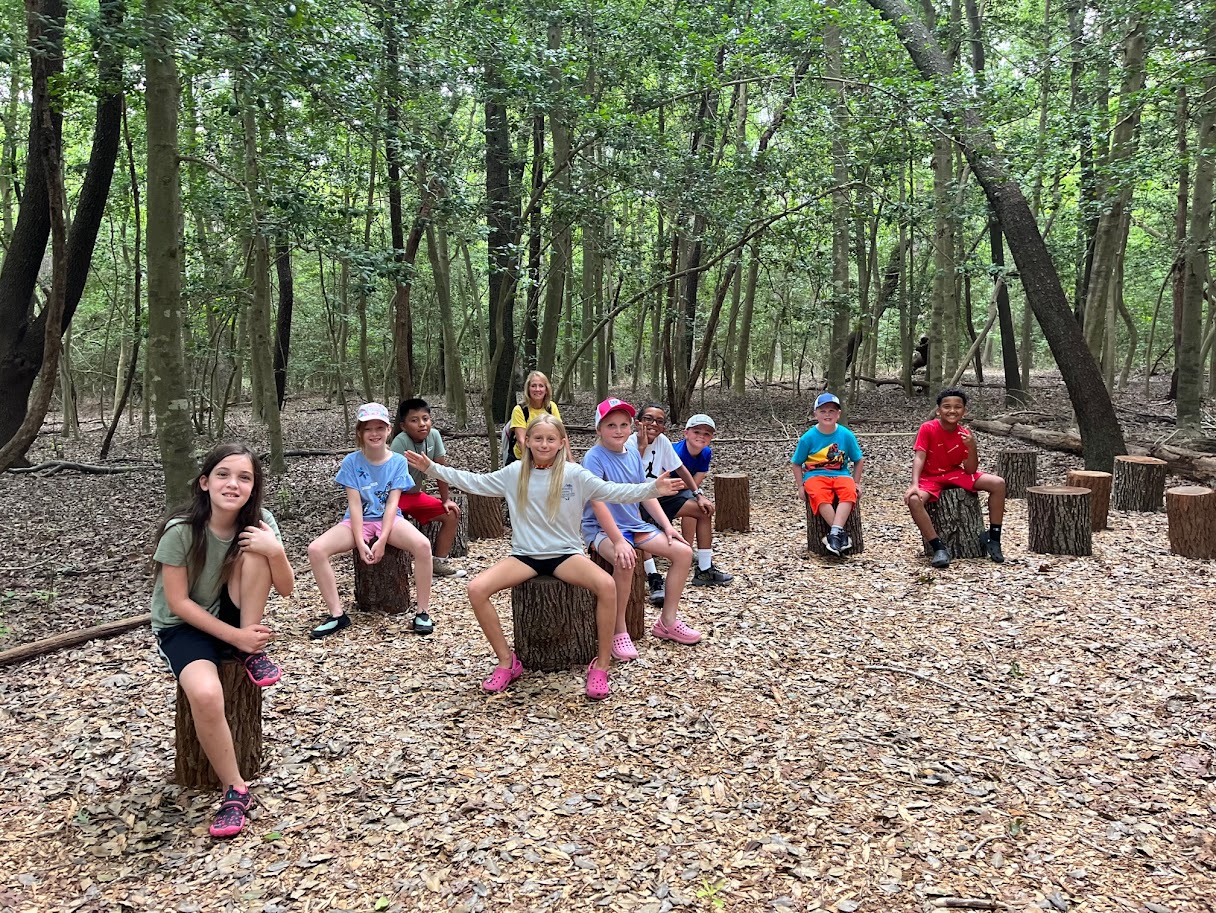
xmin=514 ymin=554 xmax=575 ymax=578
xmin=155 ymin=586 xmax=240 ymax=679
xmin=642 ymin=489 xmax=695 ymax=525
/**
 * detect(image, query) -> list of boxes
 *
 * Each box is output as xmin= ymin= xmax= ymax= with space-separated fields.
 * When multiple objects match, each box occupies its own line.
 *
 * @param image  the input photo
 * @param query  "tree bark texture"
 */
xmin=485 ymin=68 xmax=519 ymax=421
xmin=866 ymin=0 xmax=1126 ymax=472
xmin=175 ymin=661 xmax=262 ymax=789
xmin=1027 ymin=485 xmax=1093 ymax=556
xmin=467 ymin=493 xmax=504 ymax=540
xmin=714 ymin=473 xmax=750 ymax=532
xmin=925 ymin=488 xmax=985 ymax=559
xmin=353 ymin=545 xmax=412 ymax=614
xmin=1165 ymin=486 xmax=1216 ymax=560
xmin=273 ymin=232 xmax=293 ymax=410
xmin=1112 ymin=455 xmax=1167 ymax=512
xmin=511 ymin=575 xmax=597 ymax=672
xmin=1065 ymin=469 xmax=1112 ymax=531
xmin=0 ymin=0 xmax=123 ymax=457
xmin=590 ymin=549 xmax=645 ymax=641
xmin=417 ymin=491 xmax=467 ymax=559
xmin=995 ymin=449 xmax=1038 ymax=499
xmin=806 ymin=499 xmax=864 ymax=556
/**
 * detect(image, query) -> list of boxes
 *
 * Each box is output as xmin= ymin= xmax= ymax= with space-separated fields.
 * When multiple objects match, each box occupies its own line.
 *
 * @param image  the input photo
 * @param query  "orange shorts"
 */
xmin=803 ymin=475 xmax=858 ymax=513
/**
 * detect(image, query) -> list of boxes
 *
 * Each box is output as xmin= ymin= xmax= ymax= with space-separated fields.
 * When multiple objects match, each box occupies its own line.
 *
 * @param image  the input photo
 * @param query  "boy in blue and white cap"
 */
xmin=675 ymin=413 xmax=734 ymax=586
xmin=790 ymin=393 xmax=865 ymax=556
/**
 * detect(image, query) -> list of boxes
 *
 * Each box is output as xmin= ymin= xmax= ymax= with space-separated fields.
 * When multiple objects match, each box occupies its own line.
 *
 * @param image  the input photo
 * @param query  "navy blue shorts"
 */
xmin=642 ymin=489 xmax=695 ymax=524
xmin=155 ymin=586 xmax=240 ymax=678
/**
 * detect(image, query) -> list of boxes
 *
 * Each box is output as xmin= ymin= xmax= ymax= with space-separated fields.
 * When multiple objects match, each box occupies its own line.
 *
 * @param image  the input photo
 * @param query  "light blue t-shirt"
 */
xmin=336 ymin=450 xmax=413 ymax=520
xmin=581 ymin=442 xmax=658 ymax=543
xmin=791 ymin=425 xmax=863 ymax=480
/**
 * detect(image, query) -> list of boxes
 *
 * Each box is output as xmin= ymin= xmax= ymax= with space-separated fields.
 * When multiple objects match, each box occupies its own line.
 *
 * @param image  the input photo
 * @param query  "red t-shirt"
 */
xmin=914 ymin=419 xmax=971 ymax=477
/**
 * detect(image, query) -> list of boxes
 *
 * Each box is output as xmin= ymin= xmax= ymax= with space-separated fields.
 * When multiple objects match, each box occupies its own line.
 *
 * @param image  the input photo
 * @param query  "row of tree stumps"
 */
xmin=995 ymin=449 xmax=1215 ymax=561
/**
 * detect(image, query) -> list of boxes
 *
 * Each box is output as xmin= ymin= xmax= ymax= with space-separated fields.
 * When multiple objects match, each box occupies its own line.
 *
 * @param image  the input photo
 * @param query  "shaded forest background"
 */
xmin=1 ymin=0 xmax=1214 ymax=498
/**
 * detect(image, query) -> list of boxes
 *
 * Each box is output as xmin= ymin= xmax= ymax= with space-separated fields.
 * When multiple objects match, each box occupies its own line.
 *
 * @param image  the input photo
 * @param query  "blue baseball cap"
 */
xmin=814 ymin=392 xmax=841 ymax=409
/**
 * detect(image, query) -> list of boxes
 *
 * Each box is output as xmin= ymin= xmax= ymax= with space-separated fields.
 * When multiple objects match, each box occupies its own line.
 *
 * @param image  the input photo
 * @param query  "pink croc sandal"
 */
xmin=611 ymin=632 xmax=639 ymax=661
xmin=585 ymin=662 xmax=611 ymax=701
xmin=481 ymin=653 xmax=524 ymax=693
xmin=651 ymin=617 xmax=702 ymax=645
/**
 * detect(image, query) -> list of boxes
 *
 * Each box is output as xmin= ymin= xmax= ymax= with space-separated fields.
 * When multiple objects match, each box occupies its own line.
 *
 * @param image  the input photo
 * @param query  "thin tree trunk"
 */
xmin=427 ymin=224 xmax=466 ymax=424
xmin=825 ymin=2 xmax=851 ymax=395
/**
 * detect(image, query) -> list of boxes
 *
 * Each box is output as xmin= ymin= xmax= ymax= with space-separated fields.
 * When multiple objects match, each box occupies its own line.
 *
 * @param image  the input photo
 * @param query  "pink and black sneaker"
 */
xmin=238 ymin=651 xmax=281 ymax=687
xmin=209 ymin=785 xmax=253 ymax=838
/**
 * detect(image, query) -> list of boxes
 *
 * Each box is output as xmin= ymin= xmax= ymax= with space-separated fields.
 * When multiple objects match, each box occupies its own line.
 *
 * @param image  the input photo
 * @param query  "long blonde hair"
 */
xmin=516 ymin=413 xmax=568 ymax=519
xmin=521 ymin=370 xmax=554 ymax=410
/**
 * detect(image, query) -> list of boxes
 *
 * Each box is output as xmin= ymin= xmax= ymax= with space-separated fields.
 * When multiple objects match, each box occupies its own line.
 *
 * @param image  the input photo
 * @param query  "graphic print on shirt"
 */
xmin=803 ymin=442 xmax=844 ymax=473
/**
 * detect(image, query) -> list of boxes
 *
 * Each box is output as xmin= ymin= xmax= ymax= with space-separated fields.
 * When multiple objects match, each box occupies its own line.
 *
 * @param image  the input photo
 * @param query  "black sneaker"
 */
xmin=822 ymin=534 xmax=841 ymax=557
xmin=310 ymin=613 xmax=350 ymax=639
xmin=647 ymin=572 xmax=665 ymax=606
xmin=411 ymin=612 xmax=435 ymax=636
xmin=930 ymin=547 xmax=951 ymax=569
xmin=980 ymin=533 xmax=1005 ymax=564
xmin=692 ymin=564 xmax=734 ymax=585
xmin=837 ymin=533 xmax=853 ymax=554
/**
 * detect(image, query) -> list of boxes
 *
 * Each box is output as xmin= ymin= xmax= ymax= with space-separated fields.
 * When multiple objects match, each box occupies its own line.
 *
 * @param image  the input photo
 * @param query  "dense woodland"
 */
xmin=1 ymin=0 xmax=1214 ymax=499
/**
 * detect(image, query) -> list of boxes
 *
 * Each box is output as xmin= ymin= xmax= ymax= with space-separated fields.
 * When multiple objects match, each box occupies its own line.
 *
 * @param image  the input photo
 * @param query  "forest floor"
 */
xmin=0 ymin=376 xmax=1213 ymax=913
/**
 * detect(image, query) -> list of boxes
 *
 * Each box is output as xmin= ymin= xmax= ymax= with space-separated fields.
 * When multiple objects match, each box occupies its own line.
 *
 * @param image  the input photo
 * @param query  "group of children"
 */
xmin=150 ymin=379 xmax=1003 ymax=837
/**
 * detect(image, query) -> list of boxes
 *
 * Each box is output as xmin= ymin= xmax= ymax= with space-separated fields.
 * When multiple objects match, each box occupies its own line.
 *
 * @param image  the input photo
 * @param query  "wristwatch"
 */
xmin=694 ymin=487 xmax=705 ymax=497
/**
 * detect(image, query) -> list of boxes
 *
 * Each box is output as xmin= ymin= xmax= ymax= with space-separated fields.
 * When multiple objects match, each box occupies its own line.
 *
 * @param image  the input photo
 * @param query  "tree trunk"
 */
xmin=384 ymin=6 xmax=416 ymax=400
xmin=467 ymin=493 xmax=505 ymax=540
xmin=713 ymin=473 xmax=750 ymax=532
xmin=1111 ymin=455 xmax=1167 ymax=512
xmin=0 ymin=0 xmax=123 ymax=458
xmin=353 ymin=545 xmax=413 ymax=614
xmin=995 ymin=449 xmax=1037 ymax=499
xmin=732 ymin=236 xmax=761 ymax=396
xmin=175 ymin=661 xmax=262 ymax=789
xmin=427 ymin=225 xmax=466 ymax=424
xmin=538 ymin=19 xmax=570 ymax=377
xmin=825 ymin=3 xmax=851 ymax=395
xmin=485 ymin=68 xmax=519 ymax=421
xmin=1177 ymin=19 xmax=1216 ymax=430
xmin=1065 ymin=469 xmax=1112 ymax=531
xmin=924 ymin=488 xmax=985 ymax=558
xmin=273 ymin=232 xmax=293 ymax=410
xmin=807 ymin=500 xmax=864 ymax=556
xmin=1165 ymin=486 xmax=1216 ymax=560
xmin=1027 ymin=486 xmax=1092 ymax=556
xmin=522 ymin=113 xmax=544 ymax=372
xmin=511 ymin=575 xmax=597 ymax=672
xmin=144 ymin=0 xmax=195 ymax=505
xmin=866 ymin=0 xmax=1127 ymax=471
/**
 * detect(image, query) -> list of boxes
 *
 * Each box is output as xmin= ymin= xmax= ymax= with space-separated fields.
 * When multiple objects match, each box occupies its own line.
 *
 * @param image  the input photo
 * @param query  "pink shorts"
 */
xmin=918 ymin=470 xmax=984 ymax=501
xmin=341 ymin=518 xmax=385 ymax=543
xmin=398 ymin=490 xmax=447 ymax=524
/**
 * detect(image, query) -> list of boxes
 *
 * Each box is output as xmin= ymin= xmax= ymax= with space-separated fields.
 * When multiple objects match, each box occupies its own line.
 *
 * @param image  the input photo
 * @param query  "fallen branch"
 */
xmin=0 ymin=613 xmax=151 ymax=667
xmin=930 ymin=899 xmax=1004 ymax=910
xmin=863 ymin=664 xmax=971 ymax=696
xmin=857 ymin=375 xmax=928 ymax=389
xmin=7 ymin=461 xmax=146 ymax=476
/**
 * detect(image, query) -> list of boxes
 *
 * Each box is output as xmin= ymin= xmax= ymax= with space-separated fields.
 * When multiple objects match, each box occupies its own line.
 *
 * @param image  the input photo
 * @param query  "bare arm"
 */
xmin=347 ymin=488 xmax=373 ymax=564
xmin=791 ymin=462 xmax=807 ymax=502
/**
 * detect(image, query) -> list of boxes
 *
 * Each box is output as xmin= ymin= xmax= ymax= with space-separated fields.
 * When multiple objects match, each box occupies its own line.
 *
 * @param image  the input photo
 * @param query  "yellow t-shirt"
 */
xmin=509 ymin=401 xmax=561 ymax=459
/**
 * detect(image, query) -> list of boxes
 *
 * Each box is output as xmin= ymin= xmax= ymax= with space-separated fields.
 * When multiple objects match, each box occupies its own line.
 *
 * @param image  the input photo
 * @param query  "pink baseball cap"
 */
xmin=593 ymin=397 xmax=636 ymax=428
xmin=356 ymin=402 xmax=391 ymax=425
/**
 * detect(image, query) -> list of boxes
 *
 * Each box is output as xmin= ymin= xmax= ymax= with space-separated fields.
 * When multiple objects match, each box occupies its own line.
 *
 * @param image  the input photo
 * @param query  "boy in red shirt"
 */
xmin=903 ymin=388 xmax=1005 ymax=568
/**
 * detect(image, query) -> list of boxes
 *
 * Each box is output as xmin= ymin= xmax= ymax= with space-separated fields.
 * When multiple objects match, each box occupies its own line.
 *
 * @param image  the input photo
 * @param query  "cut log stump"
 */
xmin=1112 ymin=455 xmax=1167 ymax=512
xmin=996 ymin=448 xmax=1038 ymax=499
xmin=1166 ymin=485 xmax=1216 ymax=560
xmin=417 ymin=491 xmax=468 ymax=558
xmin=175 ymin=660 xmax=262 ymax=788
xmin=353 ymin=544 xmax=413 ymax=614
xmin=590 ymin=548 xmax=645 ymax=640
xmin=806 ymin=499 xmax=865 ymax=556
xmin=467 ymin=493 xmax=505 ymax=540
xmin=924 ymin=488 xmax=985 ymax=559
xmin=1066 ymin=470 xmax=1113 ymax=531
xmin=1027 ymin=485 xmax=1092 ymax=556
xmin=511 ymin=576 xmax=597 ymax=671
xmin=714 ymin=473 xmax=750 ymax=532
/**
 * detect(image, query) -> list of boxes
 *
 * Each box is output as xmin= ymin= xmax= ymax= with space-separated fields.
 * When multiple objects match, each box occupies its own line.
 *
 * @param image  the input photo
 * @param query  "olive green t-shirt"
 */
xmin=150 ymin=509 xmax=281 ymax=632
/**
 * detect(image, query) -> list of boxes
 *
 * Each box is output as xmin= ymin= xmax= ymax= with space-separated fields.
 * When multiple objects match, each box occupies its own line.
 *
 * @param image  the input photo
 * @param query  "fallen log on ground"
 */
xmin=0 ymin=613 xmax=151 ymax=667
xmin=969 ymin=419 xmax=1216 ymax=484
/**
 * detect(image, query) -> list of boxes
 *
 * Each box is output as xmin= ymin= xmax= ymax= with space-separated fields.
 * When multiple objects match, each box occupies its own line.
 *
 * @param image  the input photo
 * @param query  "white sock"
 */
xmin=644 ymin=558 xmax=658 ymax=575
xmin=697 ymin=549 xmax=713 ymax=571
xmin=830 ymin=525 xmax=843 ymax=535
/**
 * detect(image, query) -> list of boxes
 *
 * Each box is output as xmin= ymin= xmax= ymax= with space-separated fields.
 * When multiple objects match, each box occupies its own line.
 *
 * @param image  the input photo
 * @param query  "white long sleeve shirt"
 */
xmin=428 ymin=461 xmax=659 ymax=558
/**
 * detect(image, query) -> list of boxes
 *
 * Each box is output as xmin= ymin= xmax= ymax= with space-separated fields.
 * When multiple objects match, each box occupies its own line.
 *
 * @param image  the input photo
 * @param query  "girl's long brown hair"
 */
xmin=152 ymin=443 xmax=265 ymax=584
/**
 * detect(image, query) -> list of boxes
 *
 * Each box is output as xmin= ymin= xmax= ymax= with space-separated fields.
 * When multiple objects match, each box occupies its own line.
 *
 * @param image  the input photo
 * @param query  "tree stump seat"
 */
xmin=806 ymin=498 xmax=865 ymax=556
xmin=467 ymin=493 xmax=505 ymax=540
xmin=1166 ymin=486 xmax=1216 ymax=560
xmin=352 ymin=543 xmax=413 ymax=614
xmin=714 ymin=473 xmax=750 ymax=532
xmin=416 ymin=490 xmax=468 ymax=558
xmin=1027 ymin=485 xmax=1092 ymax=556
xmin=1112 ymin=455 xmax=1167 ymax=512
xmin=996 ymin=448 xmax=1038 ymax=499
xmin=924 ymin=487 xmax=985 ymax=559
xmin=511 ymin=576 xmax=597 ymax=671
xmin=1065 ymin=470 xmax=1112 ymax=531
xmin=175 ymin=660 xmax=262 ymax=788
xmin=590 ymin=548 xmax=646 ymax=640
